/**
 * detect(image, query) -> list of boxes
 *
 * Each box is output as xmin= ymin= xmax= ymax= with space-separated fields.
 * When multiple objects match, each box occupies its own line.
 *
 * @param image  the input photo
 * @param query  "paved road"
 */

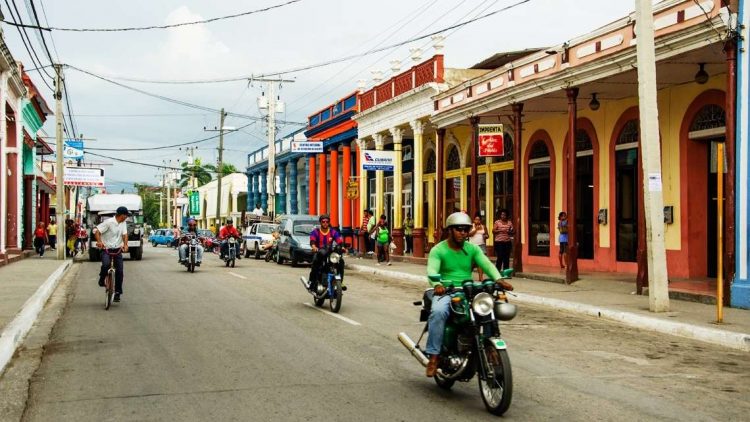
xmin=21 ymin=245 xmax=750 ymax=421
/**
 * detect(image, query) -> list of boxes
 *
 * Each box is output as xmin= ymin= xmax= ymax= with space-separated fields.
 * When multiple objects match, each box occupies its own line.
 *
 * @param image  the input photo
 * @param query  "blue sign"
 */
xmin=63 ymin=140 xmax=84 ymax=159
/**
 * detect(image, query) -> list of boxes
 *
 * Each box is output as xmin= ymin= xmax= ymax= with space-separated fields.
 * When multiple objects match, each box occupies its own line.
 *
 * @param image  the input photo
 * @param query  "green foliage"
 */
xmin=178 ymin=161 xmax=239 ymax=188
xmin=134 ymin=183 xmax=161 ymax=227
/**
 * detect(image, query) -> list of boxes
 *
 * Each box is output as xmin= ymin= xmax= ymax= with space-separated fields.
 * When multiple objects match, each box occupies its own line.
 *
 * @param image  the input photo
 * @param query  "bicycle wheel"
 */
xmin=104 ymin=270 xmax=114 ymax=310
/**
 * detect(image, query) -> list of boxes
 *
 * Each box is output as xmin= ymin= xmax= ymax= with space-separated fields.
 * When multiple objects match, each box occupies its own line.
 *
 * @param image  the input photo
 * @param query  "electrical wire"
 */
xmin=4 ymin=0 xmax=303 ymax=32
xmin=2 ymin=0 xmax=54 ymax=90
xmin=65 ymin=0 xmax=533 ymax=84
xmin=65 ymin=64 xmax=306 ymax=125
xmin=83 ymin=121 xmax=256 ymax=151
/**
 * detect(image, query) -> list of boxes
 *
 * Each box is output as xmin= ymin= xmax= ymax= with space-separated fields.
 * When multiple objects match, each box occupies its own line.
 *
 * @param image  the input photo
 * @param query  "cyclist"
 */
xmin=219 ymin=218 xmax=241 ymax=260
xmin=424 ymin=212 xmax=514 ymax=377
xmin=307 ymin=214 xmax=342 ymax=292
xmin=95 ymin=206 xmax=130 ymax=302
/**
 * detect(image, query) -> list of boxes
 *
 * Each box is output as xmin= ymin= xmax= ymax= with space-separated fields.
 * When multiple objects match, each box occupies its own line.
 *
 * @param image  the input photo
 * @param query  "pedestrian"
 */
xmin=558 ymin=211 xmax=569 ymax=269
xmin=366 ymin=210 xmax=376 ymax=255
xmin=77 ymin=224 xmax=89 ymax=253
xmin=492 ymin=209 xmax=514 ymax=272
xmin=47 ymin=219 xmax=57 ymax=250
xmin=374 ymin=216 xmax=391 ymax=266
xmin=403 ymin=212 xmax=414 ymax=254
xmin=65 ymin=219 xmax=76 ymax=257
xmin=33 ymin=221 xmax=48 ymax=257
xmin=469 ymin=213 xmax=489 ymax=280
xmin=252 ymin=203 xmax=264 ymax=217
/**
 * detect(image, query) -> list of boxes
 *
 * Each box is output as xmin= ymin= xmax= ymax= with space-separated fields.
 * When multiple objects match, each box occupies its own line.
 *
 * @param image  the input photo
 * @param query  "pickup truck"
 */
xmin=86 ymin=194 xmax=144 ymax=261
xmin=243 ymin=222 xmax=279 ymax=259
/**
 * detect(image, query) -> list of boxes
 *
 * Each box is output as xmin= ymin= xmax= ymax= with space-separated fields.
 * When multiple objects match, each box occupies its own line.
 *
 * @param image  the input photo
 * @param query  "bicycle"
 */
xmin=103 ymin=248 xmax=122 ymax=310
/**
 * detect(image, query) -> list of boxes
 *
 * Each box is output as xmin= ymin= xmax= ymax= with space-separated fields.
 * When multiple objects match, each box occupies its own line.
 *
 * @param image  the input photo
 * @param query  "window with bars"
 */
xmin=425 ymin=151 xmax=436 ymax=173
xmin=446 ymin=145 xmax=461 ymax=170
xmin=617 ymin=120 xmax=639 ymax=145
xmin=690 ymin=105 xmax=726 ymax=132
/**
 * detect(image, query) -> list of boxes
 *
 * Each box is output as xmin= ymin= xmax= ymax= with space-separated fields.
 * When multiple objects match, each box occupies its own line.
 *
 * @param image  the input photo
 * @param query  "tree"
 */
xmin=134 ymin=183 xmax=161 ymax=227
xmin=178 ymin=160 xmax=239 ymax=188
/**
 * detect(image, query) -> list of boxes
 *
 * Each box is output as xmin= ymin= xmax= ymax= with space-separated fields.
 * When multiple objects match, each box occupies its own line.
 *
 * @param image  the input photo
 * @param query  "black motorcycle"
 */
xmin=299 ymin=242 xmax=346 ymax=313
xmin=398 ymin=270 xmax=516 ymax=416
xmin=182 ymin=234 xmax=201 ymax=273
xmin=222 ymin=236 xmax=239 ymax=268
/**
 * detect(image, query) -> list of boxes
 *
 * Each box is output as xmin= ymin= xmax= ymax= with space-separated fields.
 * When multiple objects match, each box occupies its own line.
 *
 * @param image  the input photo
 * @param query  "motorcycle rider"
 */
xmin=424 ymin=212 xmax=514 ymax=377
xmin=307 ymin=214 xmax=342 ymax=291
xmin=178 ymin=218 xmax=204 ymax=265
xmin=219 ymin=218 xmax=241 ymax=260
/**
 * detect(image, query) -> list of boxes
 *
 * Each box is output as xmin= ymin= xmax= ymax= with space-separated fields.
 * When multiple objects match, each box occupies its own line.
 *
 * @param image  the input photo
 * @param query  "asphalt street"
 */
xmin=19 ymin=245 xmax=750 ymax=421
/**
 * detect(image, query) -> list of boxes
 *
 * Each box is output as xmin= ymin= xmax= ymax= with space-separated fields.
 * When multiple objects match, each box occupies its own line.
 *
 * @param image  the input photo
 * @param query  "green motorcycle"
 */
xmin=398 ymin=269 xmax=516 ymax=416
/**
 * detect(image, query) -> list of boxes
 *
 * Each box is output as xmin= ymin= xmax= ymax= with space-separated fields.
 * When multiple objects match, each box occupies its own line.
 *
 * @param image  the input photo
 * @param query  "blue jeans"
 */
xmin=179 ymin=244 xmax=204 ymax=262
xmin=426 ymin=295 xmax=451 ymax=356
xmin=99 ymin=250 xmax=124 ymax=294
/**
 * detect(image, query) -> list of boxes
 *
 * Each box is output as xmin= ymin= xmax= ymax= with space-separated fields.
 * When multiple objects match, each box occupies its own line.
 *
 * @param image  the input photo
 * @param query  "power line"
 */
xmin=4 ymin=0 xmax=303 ymax=32
xmin=65 ymin=64 xmax=306 ymax=125
xmin=83 ymin=121 xmax=256 ymax=151
xmin=3 ymin=0 xmax=55 ymax=90
xmin=65 ymin=0 xmax=533 ymax=84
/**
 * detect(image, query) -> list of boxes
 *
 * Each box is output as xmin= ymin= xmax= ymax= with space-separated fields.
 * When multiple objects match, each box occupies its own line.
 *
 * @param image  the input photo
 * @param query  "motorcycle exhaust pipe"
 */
xmin=398 ymin=332 xmax=429 ymax=367
xmin=299 ymin=276 xmax=310 ymax=290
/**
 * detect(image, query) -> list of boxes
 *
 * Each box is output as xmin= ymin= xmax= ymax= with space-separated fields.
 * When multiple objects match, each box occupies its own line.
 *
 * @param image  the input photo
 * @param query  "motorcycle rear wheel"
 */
xmin=329 ymin=280 xmax=342 ymax=313
xmin=478 ymin=344 xmax=513 ymax=416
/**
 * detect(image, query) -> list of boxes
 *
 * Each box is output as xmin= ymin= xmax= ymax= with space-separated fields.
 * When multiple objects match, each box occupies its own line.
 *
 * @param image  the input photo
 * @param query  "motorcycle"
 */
xmin=299 ymin=242 xmax=346 ymax=313
xmin=223 ymin=236 xmax=238 ymax=268
xmin=183 ymin=235 xmax=201 ymax=273
xmin=398 ymin=269 xmax=516 ymax=416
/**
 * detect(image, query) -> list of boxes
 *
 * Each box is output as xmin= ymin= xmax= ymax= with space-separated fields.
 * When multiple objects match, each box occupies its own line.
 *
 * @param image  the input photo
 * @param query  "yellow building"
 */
xmin=430 ymin=0 xmax=735 ymax=285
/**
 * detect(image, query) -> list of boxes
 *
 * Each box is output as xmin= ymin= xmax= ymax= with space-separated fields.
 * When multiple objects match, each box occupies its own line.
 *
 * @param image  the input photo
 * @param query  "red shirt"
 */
xmin=219 ymin=225 xmax=240 ymax=239
xmin=34 ymin=228 xmax=47 ymax=238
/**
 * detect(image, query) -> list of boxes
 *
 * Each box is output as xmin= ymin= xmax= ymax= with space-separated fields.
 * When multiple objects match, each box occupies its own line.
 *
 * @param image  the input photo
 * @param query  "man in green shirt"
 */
xmin=424 ymin=212 xmax=514 ymax=377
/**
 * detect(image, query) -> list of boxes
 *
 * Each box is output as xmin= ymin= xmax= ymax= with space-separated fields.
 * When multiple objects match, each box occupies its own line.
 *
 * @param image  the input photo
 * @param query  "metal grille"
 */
xmin=690 ymin=105 xmax=726 ymax=132
xmin=425 ymin=151 xmax=436 ymax=173
xmin=576 ymin=129 xmax=593 ymax=151
xmin=529 ymin=141 xmax=549 ymax=159
xmin=617 ymin=120 xmax=639 ymax=145
xmin=446 ymin=146 xmax=461 ymax=170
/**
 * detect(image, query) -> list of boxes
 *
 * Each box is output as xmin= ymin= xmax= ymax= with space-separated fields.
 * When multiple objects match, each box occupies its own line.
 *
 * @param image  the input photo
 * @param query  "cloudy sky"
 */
xmin=3 ymin=0 xmax=639 ymax=191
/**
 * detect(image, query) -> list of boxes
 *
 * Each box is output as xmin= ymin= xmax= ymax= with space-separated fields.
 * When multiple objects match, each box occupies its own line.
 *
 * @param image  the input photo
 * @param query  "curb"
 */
xmin=0 ymin=260 xmax=73 ymax=376
xmin=347 ymin=263 xmax=750 ymax=352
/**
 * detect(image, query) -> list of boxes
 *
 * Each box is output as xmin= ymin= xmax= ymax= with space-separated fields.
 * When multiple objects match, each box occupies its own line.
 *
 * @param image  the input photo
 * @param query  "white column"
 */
xmin=411 ymin=120 xmax=425 ymax=229
xmin=390 ymin=127 xmax=404 ymax=230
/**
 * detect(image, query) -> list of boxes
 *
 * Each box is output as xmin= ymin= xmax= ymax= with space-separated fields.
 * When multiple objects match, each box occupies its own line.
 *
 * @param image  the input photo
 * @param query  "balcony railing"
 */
xmin=358 ymin=55 xmax=444 ymax=113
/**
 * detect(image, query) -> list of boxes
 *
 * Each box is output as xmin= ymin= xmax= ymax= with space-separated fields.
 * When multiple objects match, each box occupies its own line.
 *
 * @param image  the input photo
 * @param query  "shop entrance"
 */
xmin=528 ymin=141 xmax=551 ymax=257
xmin=614 ymin=119 xmax=640 ymax=263
xmin=575 ymin=128 xmax=595 ymax=260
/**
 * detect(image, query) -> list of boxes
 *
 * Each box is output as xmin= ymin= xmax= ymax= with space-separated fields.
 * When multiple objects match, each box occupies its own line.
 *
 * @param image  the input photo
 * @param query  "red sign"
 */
xmin=478 ymin=124 xmax=505 ymax=157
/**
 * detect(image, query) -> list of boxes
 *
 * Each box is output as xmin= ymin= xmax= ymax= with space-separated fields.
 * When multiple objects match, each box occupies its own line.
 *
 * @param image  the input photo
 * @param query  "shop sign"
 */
xmin=345 ymin=180 xmax=359 ymax=200
xmin=189 ymin=191 xmax=200 ymax=215
xmin=362 ymin=150 xmax=395 ymax=171
xmin=478 ymin=124 xmax=505 ymax=157
xmin=291 ymin=141 xmax=324 ymax=153
xmin=63 ymin=167 xmax=105 ymax=187
xmin=63 ymin=140 xmax=84 ymax=159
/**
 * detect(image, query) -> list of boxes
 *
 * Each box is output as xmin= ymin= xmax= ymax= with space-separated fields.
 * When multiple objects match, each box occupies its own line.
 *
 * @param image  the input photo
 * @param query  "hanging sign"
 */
xmin=189 ymin=191 xmax=200 ymax=215
xmin=362 ymin=150 xmax=395 ymax=171
xmin=63 ymin=140 xmax=84 ymax=159
xmin=478 ymin=124 xmax=505 ymax=157
xmin=291 ymin=141 xmax=324 ymax=153
xmin=63 ymin=167 xmax=105 ymax=187
xmin=345 ymin=180 xmax=359 ymax=200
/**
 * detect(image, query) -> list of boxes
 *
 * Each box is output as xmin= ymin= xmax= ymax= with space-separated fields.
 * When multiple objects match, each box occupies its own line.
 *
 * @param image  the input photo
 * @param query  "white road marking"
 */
xmin=304 ymin=303 xmax=361 ymax=326
xmin=228 ymin=272 xmax=247 ymax=280
xmin=583 ymin=350 xmax=651 ymax=366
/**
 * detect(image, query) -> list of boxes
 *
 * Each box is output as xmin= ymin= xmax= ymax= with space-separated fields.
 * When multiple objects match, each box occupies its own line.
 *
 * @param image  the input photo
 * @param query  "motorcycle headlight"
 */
xmin=329 ymin=252 xmax=341 ymax=264
xmin=133 ymin=228 xmax=141 ymax=235
xmin=472 ymin=292 xmax=494 ymax=316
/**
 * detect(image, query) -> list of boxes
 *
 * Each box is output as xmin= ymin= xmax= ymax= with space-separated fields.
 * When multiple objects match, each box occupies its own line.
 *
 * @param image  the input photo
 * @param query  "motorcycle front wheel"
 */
xmin=478 ymin=343 xmax=513 ymax=416
xmin=329 ymin=279 xmax=343 ymax=313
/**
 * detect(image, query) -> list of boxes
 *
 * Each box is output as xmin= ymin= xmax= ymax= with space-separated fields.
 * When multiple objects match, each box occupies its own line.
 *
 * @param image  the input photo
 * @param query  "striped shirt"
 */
xmin=493 ymin=219 xmax=514 ymax=242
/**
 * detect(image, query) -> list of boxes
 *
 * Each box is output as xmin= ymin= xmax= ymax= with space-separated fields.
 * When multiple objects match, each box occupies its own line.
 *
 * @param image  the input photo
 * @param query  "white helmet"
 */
xmin=445 ymin=212 xmax=472 ymax=228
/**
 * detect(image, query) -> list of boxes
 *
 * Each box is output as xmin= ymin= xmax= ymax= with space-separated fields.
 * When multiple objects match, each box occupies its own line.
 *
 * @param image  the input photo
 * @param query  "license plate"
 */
xmin=490 ymin=338 xmax=507 ymax=350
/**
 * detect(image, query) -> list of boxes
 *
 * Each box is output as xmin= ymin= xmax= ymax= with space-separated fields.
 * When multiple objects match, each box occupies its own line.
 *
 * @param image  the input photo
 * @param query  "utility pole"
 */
xmin=53 ymin=64 xmax=65 ymax=260
xmin=205 ymin=110 xmax=227 ymax=227
xmin=635 ymin=0 xmax=670 ymax=312
xmin=252 ymin=77 xmax=294 ymax=218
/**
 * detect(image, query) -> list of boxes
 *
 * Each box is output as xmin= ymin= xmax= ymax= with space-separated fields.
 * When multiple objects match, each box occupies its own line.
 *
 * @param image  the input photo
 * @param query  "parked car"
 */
xmin=150 ymin=229 xmax=175 ymax=247
xmin=243 ymin=222 xmax=279 ymax=259
xmin=276 ymin=215 xmax=319 ymax=267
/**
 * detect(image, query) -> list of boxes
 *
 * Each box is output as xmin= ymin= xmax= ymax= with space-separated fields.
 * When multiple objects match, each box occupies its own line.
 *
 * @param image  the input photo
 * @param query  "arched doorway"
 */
xmin=445 ymin=144 xmax=462 ymax=214
xmin=527 ymin=139 xmax=552 ymax=257
xmin=615 ymin=119 xmax=640 ymax=263
xmin=570 ymin=127 xmax=597 ymax=260
xmin=684 ymin=99 xmax=726 ymax=278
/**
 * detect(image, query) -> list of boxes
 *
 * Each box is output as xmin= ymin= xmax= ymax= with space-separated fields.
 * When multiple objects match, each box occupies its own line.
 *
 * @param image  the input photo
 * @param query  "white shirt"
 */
xmin=96 ymin=217 xmax=127 ymax=249
xmin=252 ymin=208 xmax=264 ymax=216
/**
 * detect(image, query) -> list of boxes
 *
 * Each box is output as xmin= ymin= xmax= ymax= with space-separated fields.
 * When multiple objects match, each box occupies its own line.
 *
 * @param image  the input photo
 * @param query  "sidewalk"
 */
xmin=0 ymin=254 xmax=72 ymax=375
xmin=346 ymin=258 xmax=750 ymax=352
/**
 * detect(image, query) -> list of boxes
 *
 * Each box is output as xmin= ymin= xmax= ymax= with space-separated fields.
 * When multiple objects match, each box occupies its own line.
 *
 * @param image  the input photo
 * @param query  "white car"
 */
xmin=243 ymin=222 xmax=279 ymax=259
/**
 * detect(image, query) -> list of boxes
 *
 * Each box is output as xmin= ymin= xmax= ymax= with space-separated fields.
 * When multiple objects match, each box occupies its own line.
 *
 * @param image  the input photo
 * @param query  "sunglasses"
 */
xmin=320 ymin=220 xmax=330 ymax=224
xmin=452 ymin=226 xmax=472 ymax=233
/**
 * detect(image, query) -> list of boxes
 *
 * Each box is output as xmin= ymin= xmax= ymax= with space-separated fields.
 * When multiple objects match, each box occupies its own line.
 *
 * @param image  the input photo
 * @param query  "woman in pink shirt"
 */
xmin=492 ymin=209 xmax=514 ymax=271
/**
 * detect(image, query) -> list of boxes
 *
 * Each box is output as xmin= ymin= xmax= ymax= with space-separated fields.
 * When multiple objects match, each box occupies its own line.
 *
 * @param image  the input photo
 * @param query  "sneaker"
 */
xmin=387 ymin=261 xmax=392 ymax=266
xmin=113 ymin=293 xmax=121 ymax=302
xmin=376 ymin=262 xmax=381 ymax=266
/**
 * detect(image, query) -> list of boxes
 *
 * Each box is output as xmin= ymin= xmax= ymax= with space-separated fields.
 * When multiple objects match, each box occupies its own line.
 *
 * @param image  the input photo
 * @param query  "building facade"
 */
xmin=195 ymin=173 xmax=248 ymax=229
